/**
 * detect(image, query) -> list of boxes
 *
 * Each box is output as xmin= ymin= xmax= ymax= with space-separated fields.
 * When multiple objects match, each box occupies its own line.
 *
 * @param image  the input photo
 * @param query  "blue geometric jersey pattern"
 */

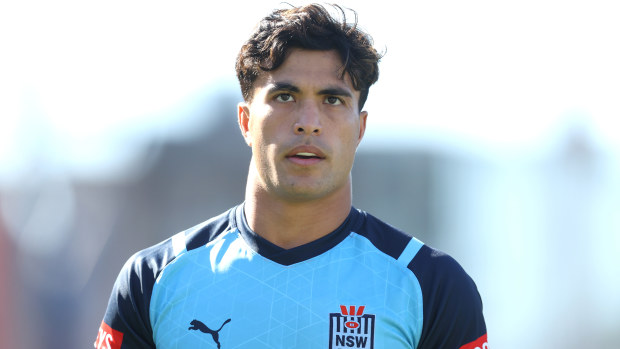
xmin=98 ymin=204 xmax=487 ymax=349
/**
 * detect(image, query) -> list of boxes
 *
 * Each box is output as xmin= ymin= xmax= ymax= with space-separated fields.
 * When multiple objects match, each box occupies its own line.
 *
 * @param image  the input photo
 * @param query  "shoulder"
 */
xmin=353 ymin=209 xmax=417 ymax=261
xmin=355 ymin=210 xmax=479 ymax=295
xmin=100 ymin=206 xmax=237 ymax=344
xmin=354 ymin=210 xmax=487 ymax=348
xmin=408 ymin=244 xmax=484 ymax=326
xmin=355 ymin=209 xmax=479 ymax=296
xmin=121 ymin=206 xmax=235 ymax=285
xmin=410 ymin=246 xmax=487 ymax=348
xmin=409 ymin=244 xmax=477 ymax=291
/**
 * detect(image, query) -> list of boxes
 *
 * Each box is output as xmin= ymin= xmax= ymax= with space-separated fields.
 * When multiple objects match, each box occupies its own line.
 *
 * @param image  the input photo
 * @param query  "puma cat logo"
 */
xmin=188 ymin=318 xmax=231 ymax=348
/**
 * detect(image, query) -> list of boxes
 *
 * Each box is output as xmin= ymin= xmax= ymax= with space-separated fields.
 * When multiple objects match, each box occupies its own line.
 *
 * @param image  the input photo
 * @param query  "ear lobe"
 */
xmin=238 ymin=103 xmax=252 ymax=146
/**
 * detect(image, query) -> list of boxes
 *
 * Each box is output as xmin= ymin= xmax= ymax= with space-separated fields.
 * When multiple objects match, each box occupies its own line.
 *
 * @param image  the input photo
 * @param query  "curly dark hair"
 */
xmin=235 ymin=3 xmax=381 ymax=110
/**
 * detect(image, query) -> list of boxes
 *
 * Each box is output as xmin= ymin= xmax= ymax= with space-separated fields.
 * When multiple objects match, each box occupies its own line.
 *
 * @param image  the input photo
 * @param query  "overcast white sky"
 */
xmin=1 ymin=0 xmax=619 ymax=182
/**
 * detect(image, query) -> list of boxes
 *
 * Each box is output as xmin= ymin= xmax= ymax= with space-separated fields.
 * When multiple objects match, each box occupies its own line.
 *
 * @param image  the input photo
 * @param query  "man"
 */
xmin=95 ymin=4 xmax=487 ymax=349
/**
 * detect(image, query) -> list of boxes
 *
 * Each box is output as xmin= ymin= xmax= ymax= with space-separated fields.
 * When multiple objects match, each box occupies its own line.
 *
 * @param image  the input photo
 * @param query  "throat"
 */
xmin=243 ymin=198 xmax=352 ymax=249
xmin=243 ymin=160 xmax=353 ymax=249
xmin=263 ymin=213 xmax=332 ymax=249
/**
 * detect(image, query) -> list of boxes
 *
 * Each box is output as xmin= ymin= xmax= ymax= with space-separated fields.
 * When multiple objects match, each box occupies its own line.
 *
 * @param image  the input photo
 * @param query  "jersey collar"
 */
xmin=232 ymin=203 xmax=363 ymax=266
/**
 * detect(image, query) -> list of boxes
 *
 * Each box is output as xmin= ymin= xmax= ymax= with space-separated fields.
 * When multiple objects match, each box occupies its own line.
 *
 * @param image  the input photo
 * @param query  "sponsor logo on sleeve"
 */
xmin=329 ymin=305 xmax=375 ymax=349
xmin=459 ymin=333 xmax=488 ymax=349
xmin=94 ymin=321 xmax=124 ymax=349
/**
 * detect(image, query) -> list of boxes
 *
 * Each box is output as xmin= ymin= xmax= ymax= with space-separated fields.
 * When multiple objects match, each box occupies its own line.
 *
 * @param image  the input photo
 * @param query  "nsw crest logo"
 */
xmin=329 ymin=305 xmax=375 ymax=349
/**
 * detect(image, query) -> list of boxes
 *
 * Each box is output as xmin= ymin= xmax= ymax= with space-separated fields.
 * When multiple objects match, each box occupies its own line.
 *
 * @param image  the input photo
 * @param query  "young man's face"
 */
xmin=238 ymin=49 xmax=367 ymax=202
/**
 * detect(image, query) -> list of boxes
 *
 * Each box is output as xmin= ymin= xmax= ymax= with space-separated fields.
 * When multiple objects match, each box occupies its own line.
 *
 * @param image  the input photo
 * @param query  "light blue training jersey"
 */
xmin=96 ymin=204 xmax=487 ymax=349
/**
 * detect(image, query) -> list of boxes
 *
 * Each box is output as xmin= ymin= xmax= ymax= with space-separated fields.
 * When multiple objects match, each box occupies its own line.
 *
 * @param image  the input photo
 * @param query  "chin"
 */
xmin=278 ymin=181 xmax=347 ymax=202
xmin=278 ymin=188 xmax=327 ymax=202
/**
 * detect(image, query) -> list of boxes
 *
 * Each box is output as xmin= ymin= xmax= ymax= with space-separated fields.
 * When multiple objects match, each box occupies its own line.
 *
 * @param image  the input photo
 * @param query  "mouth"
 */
xmin=286 ymin=147 xmax=326 ymax=165
xmin=290 ymin=152 xmax=323 ymax=160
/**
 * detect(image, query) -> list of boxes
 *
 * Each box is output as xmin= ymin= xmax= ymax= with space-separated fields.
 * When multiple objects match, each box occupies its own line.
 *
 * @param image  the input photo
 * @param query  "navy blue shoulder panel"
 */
xmin=100 ymin=207 xmax=235 ymax=348
xmin=185 ymin=208 xmax=236 ymax=251
xmin=354 ymin=211 xmax=487 ymax=348
xmin=409 ymin=245 xmax=487 ymax=348
xmin=353 ymin=209 xmax=413 ymax=260
xmin=102 ymin=238 xmax=175 ymax=348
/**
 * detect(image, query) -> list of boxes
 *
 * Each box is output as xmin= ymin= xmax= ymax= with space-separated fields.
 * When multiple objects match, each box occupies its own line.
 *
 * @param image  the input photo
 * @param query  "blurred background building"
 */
xmin=1 ymin=1 xmax=619 ymax=348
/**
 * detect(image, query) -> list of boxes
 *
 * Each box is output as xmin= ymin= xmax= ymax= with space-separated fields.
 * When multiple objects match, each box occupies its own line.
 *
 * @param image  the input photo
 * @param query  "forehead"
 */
xmin=254 ymin=49 xmax=357 ymax=95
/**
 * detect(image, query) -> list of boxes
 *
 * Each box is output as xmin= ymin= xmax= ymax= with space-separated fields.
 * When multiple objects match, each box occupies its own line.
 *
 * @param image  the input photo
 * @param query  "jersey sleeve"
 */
xmin=94 ymin=239 xmax=176 ymax=349
xmin=410 ymin=245 xmax=488 ymax=349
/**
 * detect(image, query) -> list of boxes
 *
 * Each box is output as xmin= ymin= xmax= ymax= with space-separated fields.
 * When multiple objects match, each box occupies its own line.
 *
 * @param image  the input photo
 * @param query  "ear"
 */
xmin=238 ymin=102 xmax=252 ymax=147
xmin=357 ymin=110 xmax=368 ymax=145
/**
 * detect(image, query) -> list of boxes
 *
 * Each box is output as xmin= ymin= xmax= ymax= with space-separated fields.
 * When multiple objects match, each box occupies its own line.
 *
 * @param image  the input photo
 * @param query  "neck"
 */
xmin=243 ymin=165 xmax=353 ymax=249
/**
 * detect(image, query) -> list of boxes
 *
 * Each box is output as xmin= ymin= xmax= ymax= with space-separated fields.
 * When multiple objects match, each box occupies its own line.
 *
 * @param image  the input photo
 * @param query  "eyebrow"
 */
xmin=267 ymin=82 xmax=300 ymax=94
xmin=318 ymin=87 xmax=353 ymax=99
xmin=267 ymin=82 xmax=353 ymax=99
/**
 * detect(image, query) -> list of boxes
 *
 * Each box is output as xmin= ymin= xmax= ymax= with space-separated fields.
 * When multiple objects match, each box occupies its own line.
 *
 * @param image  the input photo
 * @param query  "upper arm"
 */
xmin=410 ymin=245 xmax=488 ymax=349
xmin=95 ymin=246 xmax=167 ymax=349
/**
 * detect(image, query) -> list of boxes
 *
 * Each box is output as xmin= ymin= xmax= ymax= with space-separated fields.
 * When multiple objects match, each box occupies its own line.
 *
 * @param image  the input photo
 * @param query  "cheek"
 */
xmin=248 ymin=116 xmax=269 ymax=145
xmin=255 ymin=115 xmax=290 ymax=147
xmin=249 ymin=120 xmax=281 ymax=165
xmin=331 ymin=130 xmax=360 ymax=169
xmin=339 ymin=121 xmax=362 ymax=148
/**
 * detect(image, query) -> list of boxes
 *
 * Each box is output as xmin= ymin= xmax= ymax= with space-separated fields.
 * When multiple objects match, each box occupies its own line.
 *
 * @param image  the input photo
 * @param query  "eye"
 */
xmin=275 ymin=93 xmax=295 ymax=102
xmin=324 ymin=96 xmax=342 ymax=105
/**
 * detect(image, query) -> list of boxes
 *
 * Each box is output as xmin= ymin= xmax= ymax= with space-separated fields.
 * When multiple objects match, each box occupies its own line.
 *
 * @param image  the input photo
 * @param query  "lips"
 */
xmin=286 ymin=146 xmax=326 ymax=165
xmin=292 ymin=152 xmax=321 ymax=159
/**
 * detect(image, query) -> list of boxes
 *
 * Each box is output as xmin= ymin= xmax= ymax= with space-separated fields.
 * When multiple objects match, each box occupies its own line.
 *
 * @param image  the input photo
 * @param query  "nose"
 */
xmin=294 ymin=101 xmax=322 ymax=136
